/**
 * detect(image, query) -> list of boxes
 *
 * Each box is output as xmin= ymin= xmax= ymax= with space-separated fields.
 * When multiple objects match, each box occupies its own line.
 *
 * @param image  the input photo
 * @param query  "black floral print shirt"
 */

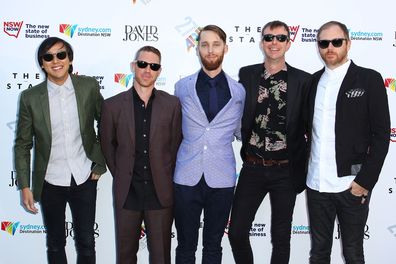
xmin=247 ymin=66 xmax=288 ymax=160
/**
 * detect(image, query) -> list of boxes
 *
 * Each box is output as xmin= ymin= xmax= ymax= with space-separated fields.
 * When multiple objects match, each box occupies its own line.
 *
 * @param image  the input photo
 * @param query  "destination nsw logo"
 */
xmin=385 ymin=78 xmax=395 ymax=92
xmin=60 ymin=24 xmax=111 ymax=38
xmin=114 ymin=73 xmax=165 ymax=87
xmin=2 ymin=221 xmax=46 ymax=235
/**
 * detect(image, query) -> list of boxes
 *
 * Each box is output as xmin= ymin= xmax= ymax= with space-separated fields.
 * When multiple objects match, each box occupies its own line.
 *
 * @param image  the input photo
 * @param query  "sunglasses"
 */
xmin=42 ymin=51 xmax=68 ymax=62
xmin=317 ymin=38 xmax=347 ymax=49
xmin=136 ymin=60 xmax=161 ymax=71
xmin=262 ymin=34 xmax=289 ymax=42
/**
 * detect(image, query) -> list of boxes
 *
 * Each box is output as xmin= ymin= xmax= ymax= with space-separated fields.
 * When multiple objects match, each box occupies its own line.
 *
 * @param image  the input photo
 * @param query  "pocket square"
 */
xmin=345 ymin=88 xmax=365 ymax=98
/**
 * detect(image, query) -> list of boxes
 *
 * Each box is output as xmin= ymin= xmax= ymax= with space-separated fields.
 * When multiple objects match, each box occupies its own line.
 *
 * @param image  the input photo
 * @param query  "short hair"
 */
xmin=317 ymin=21 xmax=350 ymax=40
xmin=37 ymin=37 xmax=74 ymax=75
xmin=134 ymin=46 xmax=162 ymax=62
xmin=262 ymin=20 xmax=290 ymax=40
xmin=197 ymin=25 xmax=227 ymax=43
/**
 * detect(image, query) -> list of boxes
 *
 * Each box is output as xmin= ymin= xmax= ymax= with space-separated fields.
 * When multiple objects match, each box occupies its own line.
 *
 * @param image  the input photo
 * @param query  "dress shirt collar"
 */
xmin=324 ymin=59 xmax=351 ymax=77
xmin=198 ymin=69 xmax=226 ymax=84
xmin=47 ymin=74 xmax=73 ymax=94
xmin=262 ymin=63 xmax=287 ymax=79
xmin=132 ymin=86 xmax=156 ymax=103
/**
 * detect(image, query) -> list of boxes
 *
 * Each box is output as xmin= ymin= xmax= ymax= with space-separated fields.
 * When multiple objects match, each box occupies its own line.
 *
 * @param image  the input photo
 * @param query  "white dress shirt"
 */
xmin=45 ymin=75 xmax=92 ymax=186
xmin=307 ymin=60 xmax=355 ymax=193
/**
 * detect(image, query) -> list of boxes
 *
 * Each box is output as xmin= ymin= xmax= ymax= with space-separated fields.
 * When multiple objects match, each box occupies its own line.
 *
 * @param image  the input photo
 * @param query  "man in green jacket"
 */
xmin=14 ymin=36 xmax=106 ymax=264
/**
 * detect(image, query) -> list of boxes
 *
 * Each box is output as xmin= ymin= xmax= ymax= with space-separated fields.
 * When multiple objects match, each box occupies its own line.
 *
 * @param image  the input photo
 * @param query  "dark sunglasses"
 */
xmin=317 ymin=38 xmax=347 ymax=49
xmin=262 ymin=34 xmax=289 ymax=42
xmin=136 ymin=60 xmax=161 ymax=71
xmin=42 ymin=51 xmax=68 ymax=62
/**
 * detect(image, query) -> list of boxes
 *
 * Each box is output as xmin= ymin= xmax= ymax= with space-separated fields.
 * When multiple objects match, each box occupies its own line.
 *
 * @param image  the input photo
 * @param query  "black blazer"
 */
xmin=307 ymin=61 xmax=390 ymax=191
xmin=239 ymin=63 xmax=312 ymax=193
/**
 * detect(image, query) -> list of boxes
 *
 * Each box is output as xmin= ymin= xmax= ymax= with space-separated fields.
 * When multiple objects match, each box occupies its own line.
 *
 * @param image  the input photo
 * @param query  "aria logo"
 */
xmin=174 ymin=17 xmax=200 ymax=51
xmin=132 ymin=0 xmax=151 ymax=5
xmin=3 ymin=21 xmax=23 ymax=38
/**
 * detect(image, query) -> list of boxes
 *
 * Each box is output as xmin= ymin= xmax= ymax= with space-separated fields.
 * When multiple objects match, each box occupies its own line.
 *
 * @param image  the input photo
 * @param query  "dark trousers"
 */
xmin=115 ymin=206 xmax=173 ymax=264
xmin=174 ymin=176 xmax=234 ymax=264
xmin=228 ymin=164 xmax=296 ymax=264
xmin=307 ymin=188 xmax=370 ymax=264
xmin=41 ymin=177 xmax=97 ymax=264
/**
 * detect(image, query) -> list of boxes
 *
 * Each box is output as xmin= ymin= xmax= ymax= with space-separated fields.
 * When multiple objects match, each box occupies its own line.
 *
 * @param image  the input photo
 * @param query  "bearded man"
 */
xmin=173 ymin=25 xmax=245 ymax=264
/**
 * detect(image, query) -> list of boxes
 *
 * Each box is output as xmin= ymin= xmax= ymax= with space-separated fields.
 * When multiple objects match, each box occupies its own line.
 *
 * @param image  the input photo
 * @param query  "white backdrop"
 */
xmin=1 ymin=0 xmax=396 ymax=263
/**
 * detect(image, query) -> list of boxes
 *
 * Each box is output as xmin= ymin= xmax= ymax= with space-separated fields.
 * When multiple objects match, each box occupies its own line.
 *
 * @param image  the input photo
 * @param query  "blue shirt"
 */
xmin=196 ymin=70 xmax=231 ymax=122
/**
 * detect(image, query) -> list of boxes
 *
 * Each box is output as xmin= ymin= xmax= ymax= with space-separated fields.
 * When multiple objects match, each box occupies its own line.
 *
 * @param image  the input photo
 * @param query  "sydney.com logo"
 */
xmin=1 ymin=221 xmax=46 ymax=236
xmin=60 ymin=24 xmax=111 ymax=38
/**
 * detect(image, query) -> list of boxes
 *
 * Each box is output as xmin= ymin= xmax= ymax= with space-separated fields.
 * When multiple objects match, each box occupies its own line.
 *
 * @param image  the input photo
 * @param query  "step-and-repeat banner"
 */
xmin=1 ymin=0 xmax=395 ymax=263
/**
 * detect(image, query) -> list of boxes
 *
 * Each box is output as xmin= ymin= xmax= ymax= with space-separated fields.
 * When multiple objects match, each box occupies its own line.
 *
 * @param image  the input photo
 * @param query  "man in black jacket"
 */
xmin=306 ymin=21 xmax=390 ymax=264
xmin=228 ymin=20 xmax=311 ymax=264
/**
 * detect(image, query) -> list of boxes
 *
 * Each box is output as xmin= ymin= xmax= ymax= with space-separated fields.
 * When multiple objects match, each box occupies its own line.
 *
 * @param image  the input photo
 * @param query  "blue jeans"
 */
xmin=307 ymin=188 xmax=369 ymax=264
xmin=174 ymin=176 xmax=234 ymax=264
xmin=41 ymin=177 xmax=98 ymax=264
xmin=228 ymin=164 xmax=296 ymax=264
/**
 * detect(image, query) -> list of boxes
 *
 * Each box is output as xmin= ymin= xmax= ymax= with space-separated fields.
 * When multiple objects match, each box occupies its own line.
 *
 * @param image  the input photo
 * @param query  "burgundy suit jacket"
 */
xmin=100 ymin=88 xmax=182 ymax=209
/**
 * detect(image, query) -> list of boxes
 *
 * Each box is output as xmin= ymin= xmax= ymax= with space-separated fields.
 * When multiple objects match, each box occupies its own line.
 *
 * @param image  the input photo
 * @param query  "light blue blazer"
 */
xmin=174 ymin=71 xmax=245 ymax=188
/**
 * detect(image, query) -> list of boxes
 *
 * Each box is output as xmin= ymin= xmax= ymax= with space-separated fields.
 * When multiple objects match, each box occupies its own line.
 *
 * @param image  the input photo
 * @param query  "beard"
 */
xmin=199 ymin=52 xmax=224 ymax=71
xmin=321 ymin=50 xmax=348 ymax=68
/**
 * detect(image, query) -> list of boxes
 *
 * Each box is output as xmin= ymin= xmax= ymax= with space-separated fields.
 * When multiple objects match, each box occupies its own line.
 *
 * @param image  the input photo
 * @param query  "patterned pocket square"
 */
xmin=345 ymin=88 xmax=365 ymax=98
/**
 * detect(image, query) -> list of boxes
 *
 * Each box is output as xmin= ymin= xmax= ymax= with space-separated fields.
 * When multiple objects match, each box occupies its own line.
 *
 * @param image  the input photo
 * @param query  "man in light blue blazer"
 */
xmin=174 ymin=25 xmax=245 ymax=264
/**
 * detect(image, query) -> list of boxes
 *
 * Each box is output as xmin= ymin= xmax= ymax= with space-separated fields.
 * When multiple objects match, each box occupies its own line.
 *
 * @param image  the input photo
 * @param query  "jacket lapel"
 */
xmin=187 ymin=72 xmax=209 ymax=123
xmin=337 ymin=61 xmax=357 ymax=105
xmin=150 ymin=90 xmax=160 ymax=143
xmin=246 ymin=65 xmax=262 ymax=126
xmin=124 ymin=88 xmax=136 ymax=147
xmin=286 ymin=65 xmax=298 ymax=132
xmin=38 ymin=81 xmax=52 ymax=138
xmin=211 ymin=74 xmax=236 ymax=122
xmin=71 ymin=76 xmax=86 ymax=134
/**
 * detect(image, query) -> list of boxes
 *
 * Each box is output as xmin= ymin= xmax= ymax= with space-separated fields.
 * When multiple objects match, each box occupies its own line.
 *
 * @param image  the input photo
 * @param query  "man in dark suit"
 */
xmin=100 ymin=46 xmax=182 ymax=264
xmin=228 ymin=20 xmax=311 ymax=264
xmin=14 ymin=37 xmax=107 ymax=264
xmin=306 ymin=21 xmax=390 ymax=264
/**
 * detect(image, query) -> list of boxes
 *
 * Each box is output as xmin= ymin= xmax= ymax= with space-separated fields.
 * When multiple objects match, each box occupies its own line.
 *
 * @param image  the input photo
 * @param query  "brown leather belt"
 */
xmin=245 ymin=154 xmax=289 ymax=167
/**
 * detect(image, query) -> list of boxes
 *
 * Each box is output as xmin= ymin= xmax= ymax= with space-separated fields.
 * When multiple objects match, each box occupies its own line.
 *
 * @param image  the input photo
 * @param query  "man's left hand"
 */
xmin=350 ymin=181 xmax=369 ymax=204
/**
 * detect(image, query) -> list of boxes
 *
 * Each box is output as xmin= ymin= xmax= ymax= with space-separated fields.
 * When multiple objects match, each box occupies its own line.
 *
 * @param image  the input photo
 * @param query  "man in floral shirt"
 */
xmin=228 ymin=20 xmax=311 ymax=264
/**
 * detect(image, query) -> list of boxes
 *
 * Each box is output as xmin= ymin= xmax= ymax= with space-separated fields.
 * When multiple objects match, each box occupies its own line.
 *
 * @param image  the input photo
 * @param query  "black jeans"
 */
xmin=174 ymin=176 xmax=234 ymax=264
xmin=41 ymin=177 xmax=98 ymax=264
xmin=228 ymin=164 xmax=296 ymax=264
xmin=307 ymin=188 xmax=370 ymax=264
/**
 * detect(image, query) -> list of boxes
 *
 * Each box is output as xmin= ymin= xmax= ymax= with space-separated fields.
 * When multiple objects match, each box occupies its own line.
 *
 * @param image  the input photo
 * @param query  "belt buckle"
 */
xmin=262 ymin=159 xmax=273 ymax=167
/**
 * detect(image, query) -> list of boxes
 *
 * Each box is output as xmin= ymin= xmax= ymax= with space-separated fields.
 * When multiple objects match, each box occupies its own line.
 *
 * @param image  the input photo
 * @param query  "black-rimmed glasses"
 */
xmin=42 ymin=51 xmax=68 ymax=62
xmin=136 ymin=60 xmax=161 ymax=71
xmin=317 ymin=38 xmax=347 ymax=49
xmin=262 ymin=34 xmax=289 ymax=42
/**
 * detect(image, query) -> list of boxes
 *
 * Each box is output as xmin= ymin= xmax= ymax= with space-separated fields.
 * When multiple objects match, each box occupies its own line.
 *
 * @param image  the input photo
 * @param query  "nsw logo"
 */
xmin=3 ymin=21 xmax=23 ymax=38
xmin=289 ymin=25 xmax=300 ymax=42
xmin=391 ymin=128 xmax=396 ymax=142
